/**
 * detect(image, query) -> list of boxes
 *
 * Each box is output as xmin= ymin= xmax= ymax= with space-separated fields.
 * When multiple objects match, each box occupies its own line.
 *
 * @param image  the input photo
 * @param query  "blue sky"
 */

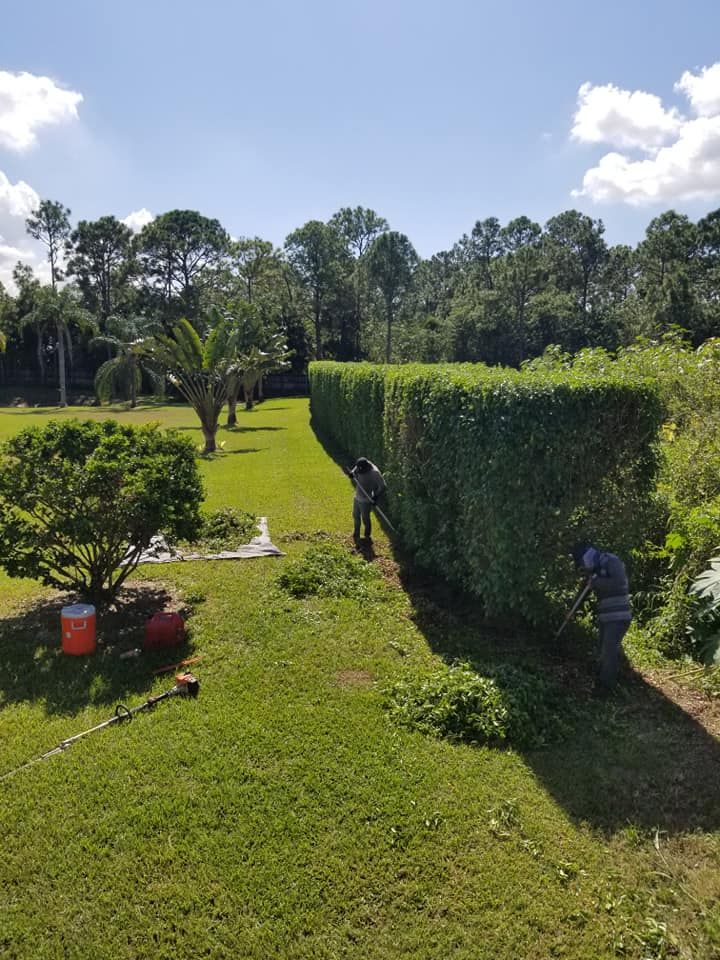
xmin=1 ymin=0 xmax=720 ymax=285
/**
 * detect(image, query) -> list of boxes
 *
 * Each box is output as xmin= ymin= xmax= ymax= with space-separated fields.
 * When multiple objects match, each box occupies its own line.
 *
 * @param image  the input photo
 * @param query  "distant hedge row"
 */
xmin=309 ymin=361 xmax=664 ymax=623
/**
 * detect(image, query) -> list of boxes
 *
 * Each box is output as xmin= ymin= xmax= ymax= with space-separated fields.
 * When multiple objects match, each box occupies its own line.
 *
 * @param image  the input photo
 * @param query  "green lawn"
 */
xmin=1 ymin=399 xmax=719 ymax=960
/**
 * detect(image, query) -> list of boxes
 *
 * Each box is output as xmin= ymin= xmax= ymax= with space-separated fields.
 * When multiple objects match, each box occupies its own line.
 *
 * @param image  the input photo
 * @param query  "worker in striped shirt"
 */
xmin=572 ymin=543 xmax=632 ymax=692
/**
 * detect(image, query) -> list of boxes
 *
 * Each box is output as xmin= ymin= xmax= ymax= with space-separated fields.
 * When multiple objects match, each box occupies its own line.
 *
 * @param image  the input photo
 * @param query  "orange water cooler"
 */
xmin=61 ymin=604 xmax=97 ymax=655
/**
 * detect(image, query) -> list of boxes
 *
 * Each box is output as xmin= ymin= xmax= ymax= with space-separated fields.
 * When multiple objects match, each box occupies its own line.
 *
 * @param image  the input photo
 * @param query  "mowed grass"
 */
xmin=0 ymin=399 xmax=719 ymax=960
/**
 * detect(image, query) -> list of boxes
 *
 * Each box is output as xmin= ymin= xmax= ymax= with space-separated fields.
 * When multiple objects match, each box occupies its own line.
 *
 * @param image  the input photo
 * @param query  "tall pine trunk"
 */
xmin=385 ymin=301 xmax=393 ymax=364
xmin=36 ymin=329 xmax=45 ymax=384
xmin=314 ymin=290 xmax=322 ymax=359
xmin=56 ymin=319 xmax=67 ymax=406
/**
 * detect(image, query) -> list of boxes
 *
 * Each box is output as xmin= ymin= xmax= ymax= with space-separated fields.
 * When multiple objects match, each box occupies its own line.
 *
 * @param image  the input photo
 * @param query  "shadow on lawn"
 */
xmin=309 ymin=419 xmax=395 ymax=537
xmin=0 ymin=585 xmax=196 ymax=717
xmin=175 ymin=424 xmax=286 ymax=433
xmin=0 ymin=401 xmax=167 ymax=415
xmin=311 ymin=420 xmax=720 ymax=835
xmin=222 ymin=425 xmax=286 ymax=433
xmin=395 ymin=549 xmax=720 ymax=836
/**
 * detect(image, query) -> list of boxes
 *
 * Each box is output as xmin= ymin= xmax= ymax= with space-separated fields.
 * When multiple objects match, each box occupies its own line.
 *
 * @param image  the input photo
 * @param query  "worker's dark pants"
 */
xmin=353 ymin=500 xmax=372 ymax=537
xmin=598 ymin=619 xmax=631 ymax=689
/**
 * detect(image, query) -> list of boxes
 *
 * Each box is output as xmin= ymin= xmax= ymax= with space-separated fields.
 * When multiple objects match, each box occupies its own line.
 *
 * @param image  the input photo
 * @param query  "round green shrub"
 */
xmin=0 ymin=419 xmax=203 ymax=605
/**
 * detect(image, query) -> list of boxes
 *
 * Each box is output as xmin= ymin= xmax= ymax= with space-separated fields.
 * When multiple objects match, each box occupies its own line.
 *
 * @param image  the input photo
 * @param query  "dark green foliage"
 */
xmin=197 ymin=507 xmax=257 ymax=549
xmin=687 ymin=555 xmax=720 ymax=665
xmin=67 ymin=216 xmax=135 ymax=327
xmin=134 ymin=209 xmax=230 ymax=326
xmin=310 ymin=361 xmax=387 ymax=467
xmin=310 ymin=361 xmax=663 ymax=622
xmin=385 ymin=661 xmax=569 ymax=748
xmin=365 ymin=231 xmax=419 ymax=362
xmin=276 ymin=543 xmax=382 ymax=600
xmin=527 ymin=335 xmax=720 ymax=657
xmin=0 ymin=419 xmax=203 ymax=605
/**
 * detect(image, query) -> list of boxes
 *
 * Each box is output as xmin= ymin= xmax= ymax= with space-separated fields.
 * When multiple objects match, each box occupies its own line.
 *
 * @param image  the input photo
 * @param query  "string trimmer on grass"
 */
xmin=0 ymin=673 xmax=200 ymax=783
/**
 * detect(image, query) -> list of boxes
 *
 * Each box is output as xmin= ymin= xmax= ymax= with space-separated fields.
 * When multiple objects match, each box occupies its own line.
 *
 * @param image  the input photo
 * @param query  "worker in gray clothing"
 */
xmin=350 ymin=457 xmax=386 ymax=540
xmin=572 ymin=542 xmax=632 ymax=692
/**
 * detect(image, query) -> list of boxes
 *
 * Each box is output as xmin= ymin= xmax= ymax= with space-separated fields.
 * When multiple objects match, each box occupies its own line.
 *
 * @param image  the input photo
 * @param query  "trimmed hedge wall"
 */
xmin=310 ymin=361 xmax=664 ymax=623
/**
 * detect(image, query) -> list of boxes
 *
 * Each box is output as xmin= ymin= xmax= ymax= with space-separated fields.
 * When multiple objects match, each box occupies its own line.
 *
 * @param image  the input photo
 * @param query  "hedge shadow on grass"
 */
xmin=312 ymin=421 xmax=720 ymax=834
xmin=309 ymin=419 xmax=397 ymax=540
xmin=394 ymin=557 xmax=720 ymax=835
xmin=0 ymin=584 xmax=196 ymax=716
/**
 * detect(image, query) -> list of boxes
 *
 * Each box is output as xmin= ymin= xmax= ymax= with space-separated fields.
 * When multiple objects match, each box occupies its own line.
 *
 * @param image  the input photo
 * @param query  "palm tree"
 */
xmin=19 ymin=286 xmax=94 ymax=405
xmin=222 ymin=302 xmax=263 ymax=426
xmin=144 ymin=314 xmax=239 ymax=453
xmin=91 ymin=319 xmax=163 ymax=408
xmin=221 ymin=303 xmax=291 ymax=424
xmin=237 ymin=337 xmax=291 ymax=412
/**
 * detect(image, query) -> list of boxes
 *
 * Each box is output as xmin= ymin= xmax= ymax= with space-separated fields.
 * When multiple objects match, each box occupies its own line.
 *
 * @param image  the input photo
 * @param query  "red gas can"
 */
xmin=144 ymin=612 xmax=185 ymax=651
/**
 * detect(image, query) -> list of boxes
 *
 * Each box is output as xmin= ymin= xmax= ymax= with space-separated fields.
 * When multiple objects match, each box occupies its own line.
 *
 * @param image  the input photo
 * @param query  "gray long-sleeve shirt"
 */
xmin=352 ymin=463 xmax=386 ymax=504
xmin=591 ymin=551 xmax=632 ymax=623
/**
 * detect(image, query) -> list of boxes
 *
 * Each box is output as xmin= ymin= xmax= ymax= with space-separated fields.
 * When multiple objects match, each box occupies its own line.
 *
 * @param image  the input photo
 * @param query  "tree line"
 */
xmin=1 ymin=199 xmax=720 ymax=401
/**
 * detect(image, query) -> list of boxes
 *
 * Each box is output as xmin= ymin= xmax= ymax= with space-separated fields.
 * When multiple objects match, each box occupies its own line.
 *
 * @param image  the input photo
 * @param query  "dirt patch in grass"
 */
xmin=0 ymin=580 xmax=195 ymax=714
xmin=642 ymin=670 xmax=720 ymax=739
xmin=336 ymin=668 xmax=374 ymax=688
xmin=100 ymin=581 xmax=191 ymax=644
xmin=372 ymin=556 xmax=403 ymax=590
xmin=348 ymin=538 xmax=404 ymax=589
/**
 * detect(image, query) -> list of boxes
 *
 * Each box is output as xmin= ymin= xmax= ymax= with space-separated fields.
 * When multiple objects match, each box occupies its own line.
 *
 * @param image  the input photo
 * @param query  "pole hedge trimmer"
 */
xmin=0 ymin=673 xmax=200 ymax=783
xmin=344 ymin=466 xmax=398 ymax=534
xmin=554 ymin=577 xmax=594 ymax=641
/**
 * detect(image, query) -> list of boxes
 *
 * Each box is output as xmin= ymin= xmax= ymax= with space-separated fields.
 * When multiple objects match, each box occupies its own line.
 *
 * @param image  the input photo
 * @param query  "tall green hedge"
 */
xmin=310 ymin=361 xmax=664 ymax=623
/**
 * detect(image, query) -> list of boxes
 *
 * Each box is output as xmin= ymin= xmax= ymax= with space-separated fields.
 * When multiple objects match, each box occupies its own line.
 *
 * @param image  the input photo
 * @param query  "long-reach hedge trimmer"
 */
xmin=0 ymin=673 xmax=200 ymax=783
xmin=344 ymin=466 xmax=397 ymax=534
xmin=554 ymin=577 xmax=594 ymax=640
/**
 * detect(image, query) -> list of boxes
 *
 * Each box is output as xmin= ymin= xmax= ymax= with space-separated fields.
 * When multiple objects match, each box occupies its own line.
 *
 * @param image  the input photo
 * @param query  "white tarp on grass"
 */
xmin=133 ymin=517 xmax=284 ymax=564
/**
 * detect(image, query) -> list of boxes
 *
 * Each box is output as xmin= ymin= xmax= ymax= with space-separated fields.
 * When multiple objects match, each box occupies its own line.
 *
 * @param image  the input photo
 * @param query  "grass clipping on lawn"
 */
xmin=277 ymin=543 xmax=384 ymax=600
xmin=179 ymin=507 xmax=258 ymax=552
xmin=384 ymin=661 xmax=572 ymax=749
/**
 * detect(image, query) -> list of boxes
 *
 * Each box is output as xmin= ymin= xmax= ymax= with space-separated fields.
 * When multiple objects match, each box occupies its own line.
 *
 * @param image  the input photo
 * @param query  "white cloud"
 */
xmin=0 ymin=169 xmax=39 ymax=218
xmin=0 ymin=71 xmax=83 ymax=151
xmin=675 ymin=63 xmax=720 ymax=117
xmin=572 ymin=81 xmax=683 ymax=151
xmin=0 ymin=170 xmax=43 ymax=290
xmin=572 ymin=63 xmax=720 ymax=205
xmin=121 ymin=208 xmax=154 ymax=232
